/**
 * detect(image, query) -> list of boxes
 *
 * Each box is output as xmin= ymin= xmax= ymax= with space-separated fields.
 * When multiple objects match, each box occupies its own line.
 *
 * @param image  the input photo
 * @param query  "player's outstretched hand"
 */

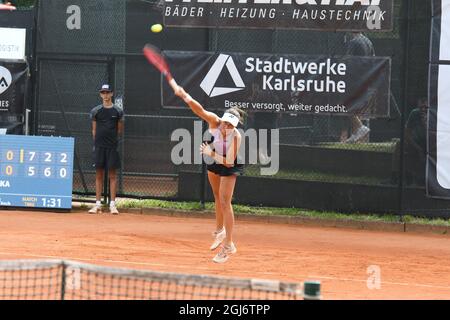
xmin=174 ymin=85 xmax=192 ymax=104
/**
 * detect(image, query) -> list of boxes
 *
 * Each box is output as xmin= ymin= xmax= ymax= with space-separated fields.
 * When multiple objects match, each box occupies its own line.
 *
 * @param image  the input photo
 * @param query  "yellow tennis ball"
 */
xmin=151 ymin=24 xmax=163 ymax=33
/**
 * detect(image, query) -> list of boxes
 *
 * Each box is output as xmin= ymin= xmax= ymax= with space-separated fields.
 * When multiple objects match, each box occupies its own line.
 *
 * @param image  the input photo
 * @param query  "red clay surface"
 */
xmin=1 ymin=209 xmax=450 ymax=300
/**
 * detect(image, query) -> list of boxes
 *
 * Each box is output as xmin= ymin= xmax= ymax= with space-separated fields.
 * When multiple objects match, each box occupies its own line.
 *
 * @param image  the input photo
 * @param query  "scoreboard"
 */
xmin=0 ymin=135 xmax=74 ymax=209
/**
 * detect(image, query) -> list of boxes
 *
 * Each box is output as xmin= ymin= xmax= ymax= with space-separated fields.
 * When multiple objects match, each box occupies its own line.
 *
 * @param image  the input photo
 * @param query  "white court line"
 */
xmin=308 ymin=275 xmax=450 ymax=290
xmin=0 ymin=251 xmax=449 ymax=291
xmin=0 ymin=252 xmax=169 ymax=268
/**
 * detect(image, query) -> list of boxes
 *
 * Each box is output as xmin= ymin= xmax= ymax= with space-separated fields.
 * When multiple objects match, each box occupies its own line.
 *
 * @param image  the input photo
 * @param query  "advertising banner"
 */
xmin=162 ymin=51 xmax=391 ymax=117
xmin=163 ymin=0 xmax=394 ymax=31
xmin=0 ymin=60 xmax=27 ymax=115
xmin=427 ymin=0 xmax=450 ymax=198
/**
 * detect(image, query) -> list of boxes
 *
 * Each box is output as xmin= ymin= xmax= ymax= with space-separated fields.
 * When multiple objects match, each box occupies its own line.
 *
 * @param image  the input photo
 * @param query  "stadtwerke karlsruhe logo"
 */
xmin=200 ymin=54 xmax=245 ymax=98
xmin=0 ymin=66 xmax=12 ymax=95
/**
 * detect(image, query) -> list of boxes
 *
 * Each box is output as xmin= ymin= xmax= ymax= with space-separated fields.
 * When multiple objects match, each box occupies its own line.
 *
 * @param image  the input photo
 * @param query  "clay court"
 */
xmin=0 ymin=209 xmax=449 ymax=300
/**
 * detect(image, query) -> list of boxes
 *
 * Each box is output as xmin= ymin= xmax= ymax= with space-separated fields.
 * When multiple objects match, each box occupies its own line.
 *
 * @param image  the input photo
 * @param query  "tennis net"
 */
xmin=0 ymin=260 xmax=302 ymax=300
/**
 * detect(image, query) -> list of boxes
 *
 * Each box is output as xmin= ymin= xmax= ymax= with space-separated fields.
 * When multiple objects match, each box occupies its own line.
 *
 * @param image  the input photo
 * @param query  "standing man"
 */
xmin=340 ymin=32 xmax=375 ymax=143
xmin=88 ymin=84 xmax=124 ymax=215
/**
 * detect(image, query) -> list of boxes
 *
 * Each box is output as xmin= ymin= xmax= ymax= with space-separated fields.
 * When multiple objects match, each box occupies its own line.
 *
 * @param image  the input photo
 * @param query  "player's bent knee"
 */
xmin=219 ymin=198 xmax=232 ymax=209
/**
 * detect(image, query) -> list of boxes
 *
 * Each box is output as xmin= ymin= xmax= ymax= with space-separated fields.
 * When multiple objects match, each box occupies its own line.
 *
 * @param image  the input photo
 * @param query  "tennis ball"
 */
xmin=151 ymin=24 xmax=163 ymax=33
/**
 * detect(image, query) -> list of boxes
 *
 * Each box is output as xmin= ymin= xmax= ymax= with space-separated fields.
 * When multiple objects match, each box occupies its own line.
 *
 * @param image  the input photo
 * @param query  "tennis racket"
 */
xmin=143 ymin=44 xmax=178 ymax=92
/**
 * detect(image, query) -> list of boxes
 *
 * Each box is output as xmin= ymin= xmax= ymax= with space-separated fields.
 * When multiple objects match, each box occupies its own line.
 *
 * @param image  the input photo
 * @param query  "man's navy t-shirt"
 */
xmin=90 ymin=104 xmax=124 ymax=148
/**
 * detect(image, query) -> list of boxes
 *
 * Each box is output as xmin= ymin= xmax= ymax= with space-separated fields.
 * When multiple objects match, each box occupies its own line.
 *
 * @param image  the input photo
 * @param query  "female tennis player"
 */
xmin=173 ymin=85 xmax=244 ymax=263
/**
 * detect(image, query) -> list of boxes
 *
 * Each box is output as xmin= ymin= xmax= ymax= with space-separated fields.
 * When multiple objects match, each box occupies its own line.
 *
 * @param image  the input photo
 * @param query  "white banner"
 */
xmin=440 ymin=0 xmax=450 ymax=60
xmin=437 ymin=65 xmax=450 ymax=188
xmin=0 ymin=27 xmax=26 ymax=60
xmin=428 ymin=0 xmax=450 ymax=197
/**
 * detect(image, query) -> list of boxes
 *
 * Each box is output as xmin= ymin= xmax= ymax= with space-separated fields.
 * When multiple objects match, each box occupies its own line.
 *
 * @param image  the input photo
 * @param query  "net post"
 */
xmin=60 ymin=261 xmax=66 ymax=301
xmin=303 ymin=281 xmax=321 ymax=300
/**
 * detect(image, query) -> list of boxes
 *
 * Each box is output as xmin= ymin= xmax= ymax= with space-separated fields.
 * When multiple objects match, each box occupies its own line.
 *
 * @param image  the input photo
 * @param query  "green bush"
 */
xmin=13 ymin=0 xmax=35 ymax=8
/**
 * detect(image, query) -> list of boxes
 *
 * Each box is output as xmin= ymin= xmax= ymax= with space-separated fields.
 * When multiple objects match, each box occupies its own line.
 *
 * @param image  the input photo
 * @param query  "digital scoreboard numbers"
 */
xmin=0 ymin=135 xmax=74 ymax=209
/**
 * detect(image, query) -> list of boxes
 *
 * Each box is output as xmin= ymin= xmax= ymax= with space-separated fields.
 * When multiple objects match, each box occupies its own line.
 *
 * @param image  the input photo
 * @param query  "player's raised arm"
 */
xmin=173 ymin=85 xmax=220 ymax=127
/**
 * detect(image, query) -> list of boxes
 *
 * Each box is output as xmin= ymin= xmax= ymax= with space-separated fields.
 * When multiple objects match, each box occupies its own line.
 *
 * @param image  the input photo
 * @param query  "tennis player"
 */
xmin=173 ymin=85 xmax=244 ymax=263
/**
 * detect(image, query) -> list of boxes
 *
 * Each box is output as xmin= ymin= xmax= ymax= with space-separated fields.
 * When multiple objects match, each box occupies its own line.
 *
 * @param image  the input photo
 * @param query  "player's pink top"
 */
xmin=210 ymin=128 xmax=237 ymax=156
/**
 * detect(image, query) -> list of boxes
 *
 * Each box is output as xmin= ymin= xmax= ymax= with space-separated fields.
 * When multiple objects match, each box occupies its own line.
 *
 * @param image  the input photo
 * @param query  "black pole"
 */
xmin=31 ymin=0 xmax=40 ymax=135
xmin=201 ymin=162 xmax=207 ymax=208
xmin=200 ymin=120 xmax=207 ymax=208
xmin=397 ymin=0 xmax=412 ymax=221
xmin=108 ymin=57 xmax=123 ymax=199
xmin=26 ymin=2 xmax=39 ymax=135
xmin=49 ymin=66 xmax=89 ymax=194
xmin=60 ymin=262 xmax=66 ymax=301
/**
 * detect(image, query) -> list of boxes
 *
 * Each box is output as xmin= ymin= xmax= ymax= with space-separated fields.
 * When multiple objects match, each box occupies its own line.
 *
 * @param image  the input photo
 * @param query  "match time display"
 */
xmin=0 ymin=135 xmax=74 ymax=209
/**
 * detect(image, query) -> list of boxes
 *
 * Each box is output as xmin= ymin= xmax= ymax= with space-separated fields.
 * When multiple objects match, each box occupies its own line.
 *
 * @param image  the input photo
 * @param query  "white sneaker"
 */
xmin=345 ymin=125 xmax=370 ymax=144
xmin=88 ymin=205 xmax=102 ymax=214
xmin=210 ymin=228 xmax=226 ymax=251
xmin=110 ymin=206 xmax=119 ymax=215
xmin=213 ymin=243 xmax=237 ymax=264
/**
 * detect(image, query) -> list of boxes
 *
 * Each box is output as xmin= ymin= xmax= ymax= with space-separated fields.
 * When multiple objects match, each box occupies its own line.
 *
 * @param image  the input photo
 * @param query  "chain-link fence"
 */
xmin=30 ymin=0 xmax=450 ymax=217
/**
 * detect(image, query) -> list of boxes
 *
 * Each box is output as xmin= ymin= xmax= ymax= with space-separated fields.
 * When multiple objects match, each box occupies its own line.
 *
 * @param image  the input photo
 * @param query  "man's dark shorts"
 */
xmin=93 ymin=147 xmax=121 ymax=169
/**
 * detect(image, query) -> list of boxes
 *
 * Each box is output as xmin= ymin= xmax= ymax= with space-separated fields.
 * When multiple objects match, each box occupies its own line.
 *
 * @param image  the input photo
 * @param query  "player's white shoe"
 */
xmin=213 ymin=243 xmax=237 ymax=264
xmin=210 ymin=228 xmax=226 ymax=251
xmin=88 ymin=205 xmax=102 ymax=214
xmin=110 ymin=206 xmax=119 ymax=215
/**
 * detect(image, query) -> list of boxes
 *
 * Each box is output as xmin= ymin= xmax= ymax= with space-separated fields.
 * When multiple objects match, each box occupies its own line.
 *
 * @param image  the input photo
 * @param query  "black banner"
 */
xmin=163 ymin=0 xmax=393 ymax=31
xmin=0 ymin=61 xmax=27 ymax=115
xmin=163 ymin=51 xmax=391 ymax=117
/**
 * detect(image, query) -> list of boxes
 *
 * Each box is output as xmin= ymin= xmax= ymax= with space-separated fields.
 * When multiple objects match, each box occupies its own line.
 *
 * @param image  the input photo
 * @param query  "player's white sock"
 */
xmin=96 ymin=201 xmax=101 ymax=206
xmin=110 ymin=201 xmax=116 ymax=208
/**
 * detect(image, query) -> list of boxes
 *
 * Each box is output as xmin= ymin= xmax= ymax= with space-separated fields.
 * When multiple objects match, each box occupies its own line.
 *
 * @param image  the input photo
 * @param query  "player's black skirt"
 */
xmin=93 ymin=147 xmax=121 ymax=169
xmin=207 ymin=163 xmax=244 ymax=177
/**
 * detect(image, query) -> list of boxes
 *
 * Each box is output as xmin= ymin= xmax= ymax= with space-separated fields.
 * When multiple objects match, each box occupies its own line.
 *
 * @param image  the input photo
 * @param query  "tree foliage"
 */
xmin=12 ymin=0 xmax=36 ymax=8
